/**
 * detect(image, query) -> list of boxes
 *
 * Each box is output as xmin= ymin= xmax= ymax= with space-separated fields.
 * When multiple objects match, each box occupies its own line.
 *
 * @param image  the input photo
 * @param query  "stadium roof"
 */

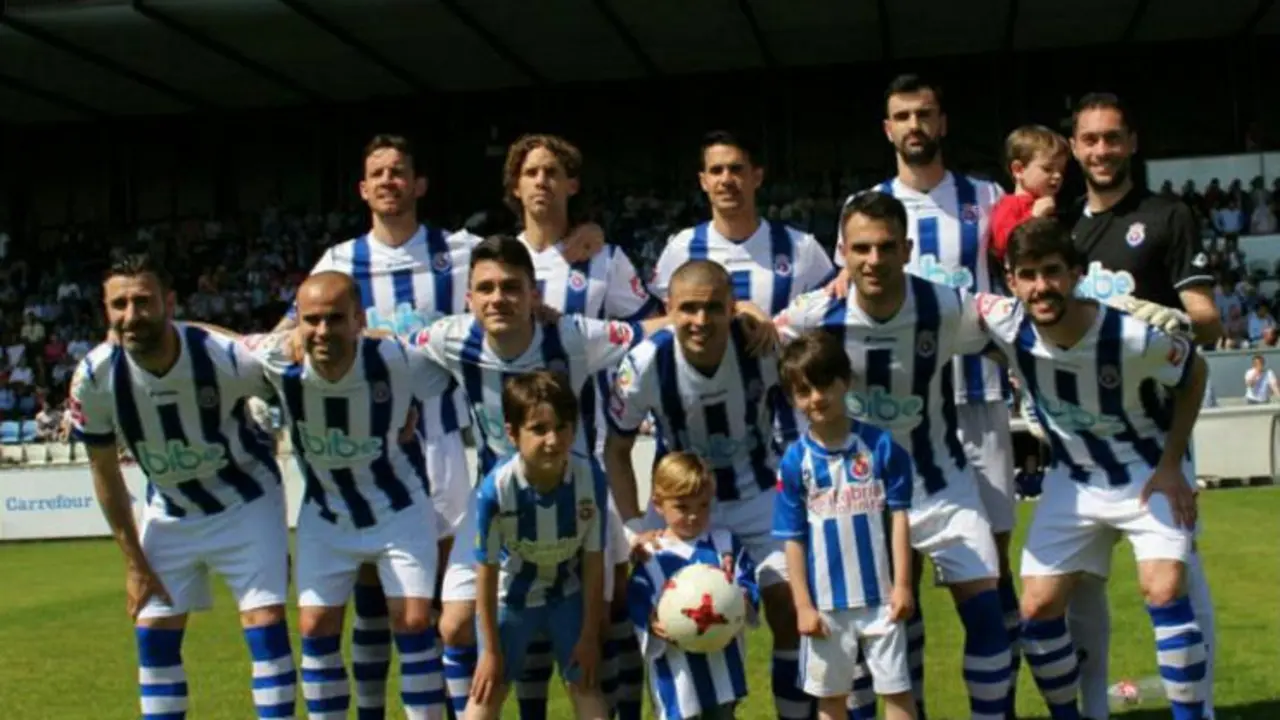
xmin=1 ymin=0 xmax=1277 ymax=124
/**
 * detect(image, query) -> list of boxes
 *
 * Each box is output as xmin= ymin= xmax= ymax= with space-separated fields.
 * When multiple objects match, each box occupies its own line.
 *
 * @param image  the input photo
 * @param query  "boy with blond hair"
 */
xmin=627 ymin=452 xmax=760 ymax=720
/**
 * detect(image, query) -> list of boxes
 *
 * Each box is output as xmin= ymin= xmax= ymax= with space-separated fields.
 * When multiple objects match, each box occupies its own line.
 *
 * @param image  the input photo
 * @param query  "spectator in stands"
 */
xmin=1181 ymin=180 xmax=1204 ymax=212
xmin=34 ymin=397 xmax=61 ymax=442
xmin=1244 ymin=354 xmax=1280 ymax=404
xmin=1214 ymin=197 xmax=1246 ymax=235
xmin=1248 ymin=303 xmax=1277 ymax=347
xmin=0 ymin=382 xmax=13 ymax=421
xmin=19 ymin=310 xmax=45 ymax=348
xmin=8 ymin=357 xmax=34 ymax=391
xmin=1251 ymin=197 xmax=1277 ymax=235
xmin=1222 ymin=304 xmax=1248 ymax=349
xmin=1204 ymin=177 xmax=1224 ymax=209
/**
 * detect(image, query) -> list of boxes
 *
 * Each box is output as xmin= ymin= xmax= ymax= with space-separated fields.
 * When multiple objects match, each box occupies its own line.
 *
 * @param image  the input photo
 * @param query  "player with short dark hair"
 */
xmin=1063 ymin=93 xmax=1221 ymax=720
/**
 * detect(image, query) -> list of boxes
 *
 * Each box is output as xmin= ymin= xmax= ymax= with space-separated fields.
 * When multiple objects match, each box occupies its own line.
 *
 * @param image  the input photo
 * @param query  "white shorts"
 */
xmin=440 ymin=496 xmax=630 ymax=604
xmin=427 ymin=430 xmax=472 ymax=538
xmin=957 ymin=401 xmax=1016 ymax=535
xmin=1021 ymin=470 xmax=1195 ymax=579
xmin=297 ymin=496 xmax=440 ymax=607
xmin=909 ymin=482 xmax=1000 ymax=585
xmin=642 ymin=489 xmax=788 ymax=588
xmin=138 ymin=493 xmax=290 ymax=620
xmin=799 ymin=605 xmax=911 ymax=698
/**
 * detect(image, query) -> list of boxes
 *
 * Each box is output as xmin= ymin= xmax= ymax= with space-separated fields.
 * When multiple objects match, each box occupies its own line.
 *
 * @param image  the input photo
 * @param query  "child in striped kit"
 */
xmin=772 ymin=330 xmax=918 ymax=720
xmin=627 ymin=452 xmax=760 ymax=720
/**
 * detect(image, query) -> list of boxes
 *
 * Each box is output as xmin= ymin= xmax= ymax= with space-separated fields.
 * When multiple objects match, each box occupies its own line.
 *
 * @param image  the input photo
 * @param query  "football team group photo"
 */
xmin=38 ymin=65 xmax=1245 ymax=720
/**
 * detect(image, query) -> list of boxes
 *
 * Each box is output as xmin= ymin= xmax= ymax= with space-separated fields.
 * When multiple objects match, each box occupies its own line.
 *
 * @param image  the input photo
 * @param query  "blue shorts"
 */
xmin=478 ymin=592 xmax=586 ymax=684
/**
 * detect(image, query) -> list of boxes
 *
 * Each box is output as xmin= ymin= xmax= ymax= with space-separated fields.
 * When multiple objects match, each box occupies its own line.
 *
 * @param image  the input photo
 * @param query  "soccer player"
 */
xmin=504 ymin=133 xmax=657 ymax=720
xmin=605 ymin=260 xmax=813 ymax=720
xmin=831 ymin=76 xmax=1021 ymax=683
xmin=773 ymin=330 xmax=916 ymax=720
xmin=980 ymin=217 xmax=1209 ymax=720
xmin=405 ymin=235 xmax=682 ymax=716
xmin=466 ymin=371 xmax=610 ymax=720
xmin=649 ymin=130 xmax=835 ymax=318
xmin=777 ymin=192 xmax=1014 ymax=720
xmin=71 ymin=254 xmax=295 ymax=720
xmin=277 ymin=134 xmax=604 ymax=717
xmin=1063 ymin=93 xmax=1221 ymax=720
xmin=213 ymin=271 xmax=452 ymax=719
xmin=627 ymin=452 xmax=760 ymax=720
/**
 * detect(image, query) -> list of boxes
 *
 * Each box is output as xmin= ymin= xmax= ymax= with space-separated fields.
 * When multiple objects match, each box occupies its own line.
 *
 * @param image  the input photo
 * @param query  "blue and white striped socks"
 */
xmin=301 ymin=635 xmax=349 ymax=719
xmin=1021 ymin=616 xmax=1080 ymax=720
xmin=998 ymin=578 xmax=1022 ymax=716
xmin=608 ymin=606 xmax=644 ymax=720
xmin=1148 ymin=596 xmax=1207 ymax=720
xmin=771 ymin=649 xmax=813 ymax=719
xmin=395 ymin=629 xmax=447 ymax=719
xmin=243 ymin=621 xmax=297 ymax=718
xmin=137 ymin=626 xmax=189 ymax=719
xmin=443 ymin=645 xmax=477 ymax=716
xmin=957 ymin=590 xmax=1014 ymax=720
xmin=515 ymin=637 xmax=553 ymax=720
xmin=351 ymin=584 xmax=392 ymax=719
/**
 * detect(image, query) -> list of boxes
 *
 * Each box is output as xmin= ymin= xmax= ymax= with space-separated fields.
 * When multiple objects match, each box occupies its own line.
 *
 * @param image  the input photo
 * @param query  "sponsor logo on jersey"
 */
xmin=1074 ymin=261 xmax=1136 ymax=301
xmin=914 ymin=255 xmax=975 ymax=291
xmin=675 ymin=430 xmax=760 ymax=467
xmin=774 ymin=254 xmax=793 ymax=277
xmin=1039 ymin=398 xmax=1125 ymax=436
xmin=507 ymin=535 xmax=587 ymax=566
xmin=366 ymin=304 xmax=444 ymax=337
xmin=806 ymin=482 xmax=885 ymax=517
xmin=296 ymin=422 xmax=384 ymax=468
xmin=846 ymin=387 xmax=924 ymax=429
xmin=1125 ymin=222 xmax=1146 ymax=247
xmin=134 ymin=439 xmax=229 ymax=482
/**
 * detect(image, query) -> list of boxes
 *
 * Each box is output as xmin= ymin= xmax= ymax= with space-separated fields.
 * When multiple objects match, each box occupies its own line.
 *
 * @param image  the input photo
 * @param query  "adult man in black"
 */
xmin=1063 ymin=91 xmax=1221 ymax=720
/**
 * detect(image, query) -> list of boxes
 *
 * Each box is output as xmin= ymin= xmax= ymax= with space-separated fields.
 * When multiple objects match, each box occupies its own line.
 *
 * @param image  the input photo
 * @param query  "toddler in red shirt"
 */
xmin=990 ymin=124 xmax=1069 ymax=263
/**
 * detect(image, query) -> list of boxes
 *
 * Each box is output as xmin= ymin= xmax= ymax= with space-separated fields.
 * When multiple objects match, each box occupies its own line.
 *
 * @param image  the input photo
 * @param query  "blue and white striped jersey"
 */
xmin=474 ymin=452 xmax=608 ymax=609
xmin=773 ymin=425 xmax=913 ymax=610
xmin=837 ymin=173 xmax=1006 ymax=405
xmin=607 ymin=321 xmax=787 ymax=503
xmin=774 ymin=277 xmax=993 ymax=498
xmin=304 ymin=225 xmax=478 ymax=435
xmin=977 ymin=295 xmax=1197 ymax=487
xmin=651 ymin=219 xmax=835 ymax=316
xmin=519 ymin=235 xmax=660 ymax=462
xmin=69 ymin=324 xmax=282 ymax=519
xmin=627 ymin=529 xmax=759 ymax=720
xmin=240 ymin=332 xmax=451 ymax=529
xmin=409 ymin=314 xmax=644 ymax=476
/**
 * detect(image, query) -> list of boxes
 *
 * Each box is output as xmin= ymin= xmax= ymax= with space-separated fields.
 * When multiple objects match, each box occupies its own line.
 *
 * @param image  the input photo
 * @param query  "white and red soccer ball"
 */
xmin=655 ymin=563 xmax=747 ymax=653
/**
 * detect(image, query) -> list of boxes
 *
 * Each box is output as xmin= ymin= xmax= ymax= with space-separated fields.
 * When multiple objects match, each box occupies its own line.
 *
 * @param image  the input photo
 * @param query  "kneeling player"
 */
xmin=774 ymin=331 xmax=918 ymax=720
xmin=981 ymin=218 xmax=1209 ymax=720
xmin=628 ymin=452 xmax=760 ymax=720
xmin=72 ymin=254 xmax=295 ymax=719
xmin=466 ymin=371 xmax=609 ymax=720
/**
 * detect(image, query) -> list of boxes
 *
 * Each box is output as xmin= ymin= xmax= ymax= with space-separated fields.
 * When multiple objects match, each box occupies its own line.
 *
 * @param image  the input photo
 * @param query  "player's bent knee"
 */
xmin=388 ymin=597 xmax=433 ymax=634
xmin=439 ymin=601 xmax=477 ymax=647
xmin=1019 ymin=580 xmax=1069 ymax=621
xmin=1138 ymin=560 xmax=1186 ymax=607
xmin=239 ymin=604 xmax=287 ymax=628
xmin=136 ymin=613 xmax=188 ymax=630
xmin=298 ymin=606 xmax=344 ymax=637
xmin=948 ymin=576 xmax=998 ymax=603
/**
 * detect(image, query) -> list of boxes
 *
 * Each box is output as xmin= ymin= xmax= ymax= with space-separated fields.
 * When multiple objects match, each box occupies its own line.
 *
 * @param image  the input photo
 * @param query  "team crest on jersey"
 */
xmin=774 ymin=254 xmax=793 ymax=277
xmin=547 ymin=358 xmax=569 ymax=374
xmin=198 ymin=387 xmax=219 ymax=409
xmin=916 ymin=330 xmax=937 ymax=358
xmin=1125 ymin=222 xmax=1146 ymax=247
xmin=960 ymin=203 xmax=981 ymax=224
xmin=372 ymin=381 xmax=392 ymax=404
xmin=1098 ymin=365 xmax=1121 ymax=389
xmin=849 ymin=453 xmax=872 ymax=482
xmin=432 ymin=251 xmax=452 ymax=272
xmin=577 ymin=498 xmax=596 ymax=522
xmin=569 ymin=270 xmax=588 ymax=291
xmin=608 ymin=322 xmax=634 ymax=347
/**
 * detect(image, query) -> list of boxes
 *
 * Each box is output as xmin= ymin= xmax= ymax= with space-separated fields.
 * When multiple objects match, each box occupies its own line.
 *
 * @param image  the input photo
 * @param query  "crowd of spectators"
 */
xmin=1159 ymin=175 xmax=1280 ymax=236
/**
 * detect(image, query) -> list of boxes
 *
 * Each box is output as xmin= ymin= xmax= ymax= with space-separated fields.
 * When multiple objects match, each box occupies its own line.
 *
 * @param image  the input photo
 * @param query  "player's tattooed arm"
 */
xmin=86 ymin=444 xmax=172 ymax=619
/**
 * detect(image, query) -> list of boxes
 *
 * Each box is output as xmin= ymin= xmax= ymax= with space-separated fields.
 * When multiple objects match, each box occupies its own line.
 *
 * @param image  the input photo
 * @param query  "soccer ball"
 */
xmin=655 ymin=563 xmax=747 ymax=654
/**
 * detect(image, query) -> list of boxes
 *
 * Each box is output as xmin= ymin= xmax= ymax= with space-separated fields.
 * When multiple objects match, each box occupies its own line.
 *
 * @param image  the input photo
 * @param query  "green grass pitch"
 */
xmin=2 ymin=487 xmax=1277 ymax=719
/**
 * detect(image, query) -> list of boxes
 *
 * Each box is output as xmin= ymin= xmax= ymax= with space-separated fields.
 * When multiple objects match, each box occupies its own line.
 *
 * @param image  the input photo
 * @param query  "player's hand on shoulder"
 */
xmin=561 ymin=221 xmax=606 ymax=263
xmin=1031 ymin=195 xmax=1057 ymax=218
xmin=888 ymin=585 xmax=915 ymax=623
xmin=735 ymin=302 xmax=779 ymax=356
xmin=796 ymin=606 xmax=828 ymax=638
xmin=126 ymin=565 xmax=172 ymax=620
xmin=1141 ymin=463 xmax=1198 ymax=530
xmin=824 ymin=267 xmax=851 ymax=299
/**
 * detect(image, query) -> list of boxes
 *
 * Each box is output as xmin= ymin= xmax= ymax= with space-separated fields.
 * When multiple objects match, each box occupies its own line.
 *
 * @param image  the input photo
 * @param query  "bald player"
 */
xmin=212 ymin=272 xmax=453 ymax=719
xmin=606 ymin=260 xmax=812 ymax=720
